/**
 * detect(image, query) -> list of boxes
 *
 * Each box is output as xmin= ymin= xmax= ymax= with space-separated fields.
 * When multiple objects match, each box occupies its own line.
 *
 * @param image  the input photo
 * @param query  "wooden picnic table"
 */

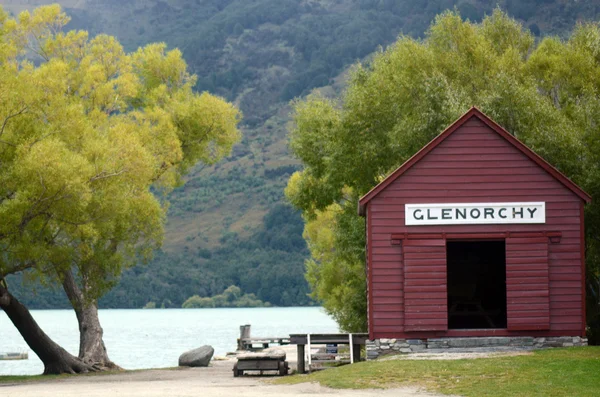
xmin=233 ymin=350 xmax=288 ymax=377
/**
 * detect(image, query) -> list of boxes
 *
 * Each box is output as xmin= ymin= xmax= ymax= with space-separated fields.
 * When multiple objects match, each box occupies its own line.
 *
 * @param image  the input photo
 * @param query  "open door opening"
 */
xmin=447 ymin=240 xmax=507 ymax=329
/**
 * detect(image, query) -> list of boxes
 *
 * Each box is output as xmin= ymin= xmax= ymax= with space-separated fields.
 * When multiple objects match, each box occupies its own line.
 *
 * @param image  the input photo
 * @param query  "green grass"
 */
xmin=0 ymin=374 xmax=63 ymax=384
xmin=0 ymin=367 xmax=152 ymax=385
xmin=276 ymin=347 xmax=600 ymax=396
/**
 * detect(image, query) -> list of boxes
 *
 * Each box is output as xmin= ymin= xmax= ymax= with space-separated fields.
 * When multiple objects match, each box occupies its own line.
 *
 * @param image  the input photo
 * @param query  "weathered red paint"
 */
xmin=359 ymin=108 xmax=590 ymax=340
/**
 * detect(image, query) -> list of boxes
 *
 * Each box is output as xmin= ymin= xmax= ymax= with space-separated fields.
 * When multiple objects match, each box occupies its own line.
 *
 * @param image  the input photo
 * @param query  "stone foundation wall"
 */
xmin=366 ymin=336 xmax=588 ymax=360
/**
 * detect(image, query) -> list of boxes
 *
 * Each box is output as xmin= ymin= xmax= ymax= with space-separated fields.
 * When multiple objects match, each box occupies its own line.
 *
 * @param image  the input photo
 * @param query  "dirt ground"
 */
xmin=0 ymin=359 xmax=443 ymax=397
xmin=1 ymin=346 xmax=533 ymax=396
xmin=7 ymin=346 xmax=545 ymax=396
xmin=2 ymin=345 xmax=535 ymax=396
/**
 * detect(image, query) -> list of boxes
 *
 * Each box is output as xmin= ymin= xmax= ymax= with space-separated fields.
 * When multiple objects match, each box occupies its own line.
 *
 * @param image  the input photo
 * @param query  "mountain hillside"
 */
xmin=3 ymin=0 xmax=600 ymax=308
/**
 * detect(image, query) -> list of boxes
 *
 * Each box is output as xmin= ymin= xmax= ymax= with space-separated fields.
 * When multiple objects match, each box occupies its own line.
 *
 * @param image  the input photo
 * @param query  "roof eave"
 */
xmin=358 ymin=202 xmax=366 ymax=216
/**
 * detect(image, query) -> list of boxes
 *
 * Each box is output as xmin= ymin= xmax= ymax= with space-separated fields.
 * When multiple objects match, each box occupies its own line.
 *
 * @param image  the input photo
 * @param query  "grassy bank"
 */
xmin=276 ymin=347 xmax=600 ymax=396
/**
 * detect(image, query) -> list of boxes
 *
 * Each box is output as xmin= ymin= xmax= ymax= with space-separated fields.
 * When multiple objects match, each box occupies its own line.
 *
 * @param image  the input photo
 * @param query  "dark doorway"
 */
xmin=447 ymin=240 xmax=507 ymax=329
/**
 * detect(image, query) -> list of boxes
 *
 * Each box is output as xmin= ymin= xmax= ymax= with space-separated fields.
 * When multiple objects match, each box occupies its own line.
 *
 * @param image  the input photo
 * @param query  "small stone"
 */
xmin=380 ymin=345 xmax=390 ymax=350
xmin=407 ymin=339 xmax=423 ymax=345
xmin=380 ymin=339 xmax=390 ymax=344
xmin=399 ymin=343 xmax=410 ymax=348
xmin=400 ymin=348 xmax=412 ymax=354
xmin=179 ymin=345 xmax=214 ymax=367
xmin=573 ymin=337 xmax=581 ymax=344
xmin=389 ymin=339 xmax=397 ymax=344
xmin=563 ymin=343 xmax=574 ymax=347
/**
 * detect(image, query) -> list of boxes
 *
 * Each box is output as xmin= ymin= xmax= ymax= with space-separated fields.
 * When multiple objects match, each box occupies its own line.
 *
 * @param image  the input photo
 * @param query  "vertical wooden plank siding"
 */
xmin=403 ymin=239 xmax=447 ymax=332
xmin=366 ymin=115 xmax=585 ymax=339
xmin=506 ymin=237 xmax=550 ymax=330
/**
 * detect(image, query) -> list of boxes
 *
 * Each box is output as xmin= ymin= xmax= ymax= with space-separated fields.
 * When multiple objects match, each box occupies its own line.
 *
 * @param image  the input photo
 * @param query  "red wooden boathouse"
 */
xmin=358 ymin=108 xmax=591 ymax=349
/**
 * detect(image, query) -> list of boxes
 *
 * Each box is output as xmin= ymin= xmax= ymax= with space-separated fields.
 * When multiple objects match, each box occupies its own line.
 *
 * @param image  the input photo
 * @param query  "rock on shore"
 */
xmin=179 ymin=345 xmax=214 ymax=367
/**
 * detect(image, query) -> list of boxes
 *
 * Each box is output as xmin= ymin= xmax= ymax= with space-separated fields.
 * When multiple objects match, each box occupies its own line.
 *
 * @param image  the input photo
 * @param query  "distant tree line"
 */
xmin=180 ymin=285 xmax=270 ymax=308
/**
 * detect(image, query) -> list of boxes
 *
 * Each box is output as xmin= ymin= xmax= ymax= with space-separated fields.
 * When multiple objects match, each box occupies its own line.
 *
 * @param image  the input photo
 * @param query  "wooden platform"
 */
xmin=0 ymin=352 xmax=28 ymax=360
xmin=238 ymin=337 xmax=290 ymax=350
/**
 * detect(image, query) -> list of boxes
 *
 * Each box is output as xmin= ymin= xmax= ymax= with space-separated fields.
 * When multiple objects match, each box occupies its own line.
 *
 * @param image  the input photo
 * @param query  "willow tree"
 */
xmin=0 ymin=5 xmax=240 ymax=374
xmin=286 ymin=9 xmax=600 ymax=335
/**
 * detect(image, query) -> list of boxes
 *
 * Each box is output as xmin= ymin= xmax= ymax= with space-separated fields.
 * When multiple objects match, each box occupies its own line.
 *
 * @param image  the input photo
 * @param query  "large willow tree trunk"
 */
xmin=62 ymin=270 xmax=120 ymax=370
xmin=0 ymin=281 xmax=97 ymax=375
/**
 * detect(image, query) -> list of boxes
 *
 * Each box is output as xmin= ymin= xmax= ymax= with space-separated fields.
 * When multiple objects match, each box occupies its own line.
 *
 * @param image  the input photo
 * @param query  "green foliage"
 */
xmin=182 ymin=285 xmax=269 ymax=308
xmin=6 ymin=203 xmax=312 ymax=309
xmin=0 ymin=5 xmax=240 ymax=304
xmin=301 ymin=203 xmax=367 ymax=332
xmin=287 ymin=9 xmax=600 ymax=334
xmin=105 ymin=203 xmax=309 ymax=308
xmin=143 ymin=301 xmax=156 ymax=309
xmin=182 ymin=295 xmax=215 ymax=308
xmin=4 ymin=1 xmax=600 ymax=313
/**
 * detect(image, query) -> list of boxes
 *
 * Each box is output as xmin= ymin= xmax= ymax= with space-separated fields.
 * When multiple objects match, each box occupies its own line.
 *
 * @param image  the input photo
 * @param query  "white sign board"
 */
xmin=405 ymin=202 xmax=546 ymax=226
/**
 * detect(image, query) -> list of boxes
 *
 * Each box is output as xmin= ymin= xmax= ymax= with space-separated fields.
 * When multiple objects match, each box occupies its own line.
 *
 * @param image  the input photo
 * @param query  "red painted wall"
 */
xmin=366 ymin=116 xmax=585 ymax=339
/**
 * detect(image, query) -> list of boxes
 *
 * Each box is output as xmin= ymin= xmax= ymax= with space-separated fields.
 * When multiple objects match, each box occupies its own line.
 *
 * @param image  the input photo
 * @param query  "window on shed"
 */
xmin=447 ymin=240 xmax=507 ymax=329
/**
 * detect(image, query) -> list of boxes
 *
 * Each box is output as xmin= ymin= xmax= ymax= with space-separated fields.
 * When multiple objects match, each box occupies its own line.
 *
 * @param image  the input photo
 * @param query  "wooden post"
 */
xmin=237 ymin=324 xmax=251 ymax=351
xmin=296 ymin=344 xmax=305 ymax=374
xmin=307 ymin=334 xmax=312 ymax=371
xmin=349 ymin=334 xmax=354 ymax=364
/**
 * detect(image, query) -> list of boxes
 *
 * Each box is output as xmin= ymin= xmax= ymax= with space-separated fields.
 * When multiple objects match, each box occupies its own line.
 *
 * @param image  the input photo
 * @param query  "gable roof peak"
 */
xmin=358 ymin=107 xmax=591 ymax=216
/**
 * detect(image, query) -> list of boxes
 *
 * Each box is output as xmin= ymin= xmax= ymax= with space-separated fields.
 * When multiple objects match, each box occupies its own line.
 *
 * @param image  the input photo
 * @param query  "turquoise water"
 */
xmin=0 ymin=307 xmax=338 ymax=375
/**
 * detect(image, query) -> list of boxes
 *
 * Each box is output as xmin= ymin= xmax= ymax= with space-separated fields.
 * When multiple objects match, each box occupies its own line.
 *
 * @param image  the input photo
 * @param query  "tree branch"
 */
xmin=0 ymin=106 xmax=28 ymax=142
xmin=89 ymin=169 xmax=127 ymax=182
xmin=0 ymin=261 xmax=36 ymax=279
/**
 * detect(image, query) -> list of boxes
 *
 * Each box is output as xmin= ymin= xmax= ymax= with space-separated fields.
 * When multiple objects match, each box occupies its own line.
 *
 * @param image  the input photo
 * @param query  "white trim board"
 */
xmin=405 ymin=202 xmax=546 ymax=226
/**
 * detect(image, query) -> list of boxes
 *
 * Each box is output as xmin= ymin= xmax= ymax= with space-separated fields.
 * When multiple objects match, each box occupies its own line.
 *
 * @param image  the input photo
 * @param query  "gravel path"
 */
xmin=0 ymin=360 xmax=443 ymax=397
xmin=1 ymin=346 xmax=535 ymax=396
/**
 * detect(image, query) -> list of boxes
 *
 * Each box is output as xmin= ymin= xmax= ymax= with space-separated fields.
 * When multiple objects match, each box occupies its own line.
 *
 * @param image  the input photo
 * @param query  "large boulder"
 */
xmin=179 ymin=345 xmax=214 ymax=367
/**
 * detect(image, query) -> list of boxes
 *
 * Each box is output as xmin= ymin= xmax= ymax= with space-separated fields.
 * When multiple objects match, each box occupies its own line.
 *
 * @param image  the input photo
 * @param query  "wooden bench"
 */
xmin=233 ymin=350 xmax=288 ymax=377
xmin=289 ymin=333 xmax=369 ymax=373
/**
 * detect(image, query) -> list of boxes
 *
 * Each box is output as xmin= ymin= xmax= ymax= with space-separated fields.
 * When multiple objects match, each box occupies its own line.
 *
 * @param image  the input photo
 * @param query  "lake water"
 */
xmin=0 ymin=307 xmax=338 ymax=375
